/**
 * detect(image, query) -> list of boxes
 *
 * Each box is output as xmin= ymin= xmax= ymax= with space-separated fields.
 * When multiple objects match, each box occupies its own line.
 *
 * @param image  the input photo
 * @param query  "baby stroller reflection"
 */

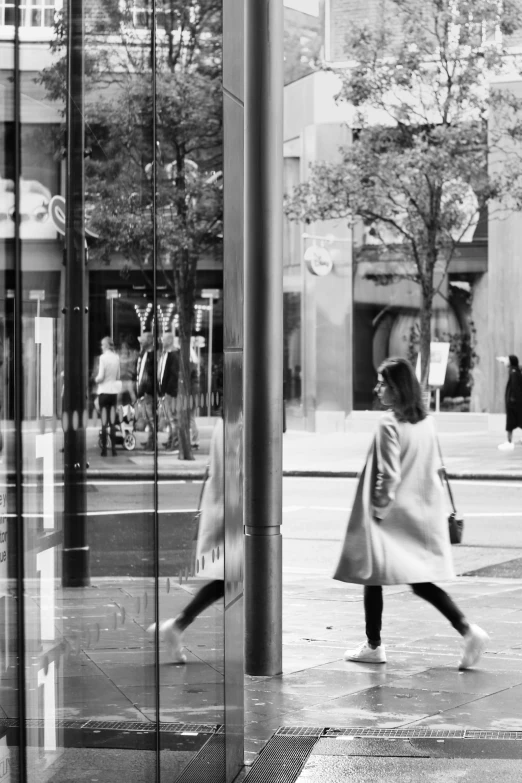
xmin=98 ymin=402 xmax=136 ymax=452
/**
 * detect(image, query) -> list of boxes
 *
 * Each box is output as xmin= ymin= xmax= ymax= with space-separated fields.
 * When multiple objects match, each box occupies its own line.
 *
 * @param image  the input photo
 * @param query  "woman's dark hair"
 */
xmin=509 ymin=355 xmax=519 ymax=369
xmin=378 ymin=357 xmax=427 ymax=424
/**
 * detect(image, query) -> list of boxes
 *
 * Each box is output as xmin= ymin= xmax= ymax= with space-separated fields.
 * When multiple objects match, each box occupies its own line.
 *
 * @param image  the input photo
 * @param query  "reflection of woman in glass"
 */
xmin=149 ymin=418 xmax=224 ymax=662
xmin=335 ymin=358 xmax=488 ymax=670
xmin=118 ymin=334 xmax=138 ymax=404
xmin=95 ymin=337 xmax=120 ymax=457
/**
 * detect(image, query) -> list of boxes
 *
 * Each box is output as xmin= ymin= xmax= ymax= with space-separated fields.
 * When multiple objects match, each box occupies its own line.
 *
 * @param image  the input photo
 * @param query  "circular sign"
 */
xmin=304 ymin=245 xmax=333 ymax=276
xmin=49 ymin=195 xmax=100 ymax=239
xmin=49 ymin=195 xmax=66 ymax=235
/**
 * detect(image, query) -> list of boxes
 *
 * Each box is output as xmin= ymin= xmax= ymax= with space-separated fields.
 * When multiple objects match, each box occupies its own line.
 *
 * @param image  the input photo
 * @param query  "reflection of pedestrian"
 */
xmin=118 ymin=335 xmax=138 ymax=404
xmin=137 ymin=332 xmax=155 ymax=450
xmin=497 ymin=355 xmax=522 ymax=452
xmin=95 ymin=337 xmax=120 ymax=457
xmin=148 ymin=419 xmax=224 ymax=662
xmin=158 ymin=332 xmax=179 ymax=451
xmin=334 ymin=357 xmax=488 ymax=669
xmin=189 ymin=349 xmax=200 ymax=448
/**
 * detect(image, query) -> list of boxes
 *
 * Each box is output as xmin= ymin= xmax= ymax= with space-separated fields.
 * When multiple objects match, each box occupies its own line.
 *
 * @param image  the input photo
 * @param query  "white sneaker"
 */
xmin=498 ymin=442 xmax=515 ymax=451
xmin=147 ymin=618 xmax=187 ymax=664
xmin=344 ymin=641 xmax=387 ymax=664
xmin=459 ymin=624 xmax=489 ymax=670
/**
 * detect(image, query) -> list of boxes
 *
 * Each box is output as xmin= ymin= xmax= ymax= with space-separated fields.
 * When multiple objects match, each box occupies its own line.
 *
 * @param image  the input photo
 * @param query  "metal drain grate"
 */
xmin=175 ymin=734 xmax=226 ymax=783
xmin=0 ymin=718 xmax=217 ymax=735
xmin=244 ymin=734 xmax=318 ymax=783
xmin=324 ymin=727 xmax=522 ymax=741
xmin=276 ymin=727 xmax=324 ymax=737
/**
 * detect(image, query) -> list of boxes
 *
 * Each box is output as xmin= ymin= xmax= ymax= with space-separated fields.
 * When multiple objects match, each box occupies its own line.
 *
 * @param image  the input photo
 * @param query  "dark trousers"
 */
xmin=364 ymin=583 xmax=469 ymax=646
xmin=177 ymin=580 xmax=224 ymax=631
xmin=99 ymin=393 xmax=117 ymax=453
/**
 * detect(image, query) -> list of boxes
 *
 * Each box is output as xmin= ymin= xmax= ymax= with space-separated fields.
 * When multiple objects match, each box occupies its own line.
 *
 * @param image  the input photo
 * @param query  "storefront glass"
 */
xmin=0 ymin=1 xmax=228 ymax=781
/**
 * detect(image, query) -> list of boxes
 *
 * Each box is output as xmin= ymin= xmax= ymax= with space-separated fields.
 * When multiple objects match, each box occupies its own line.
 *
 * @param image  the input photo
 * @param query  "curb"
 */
xmin=4 ymin=470 xmax=522 ymax=482
xmin=282 ymin=470 xmax=522 ymax=481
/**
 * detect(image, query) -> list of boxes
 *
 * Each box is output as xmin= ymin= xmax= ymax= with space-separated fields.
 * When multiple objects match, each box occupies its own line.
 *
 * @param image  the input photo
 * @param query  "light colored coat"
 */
xmin=334 ymin=412 xmax=455 ymax=586
xmin=195 ymin=419 xmax=224 ymax=580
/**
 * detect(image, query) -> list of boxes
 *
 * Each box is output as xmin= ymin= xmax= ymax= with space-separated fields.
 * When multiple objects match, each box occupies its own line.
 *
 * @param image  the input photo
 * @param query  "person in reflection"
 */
xmin=136 ymin=331 xmax=156 ymax=450
xmin=118 ymin=334 xmax=139 ymax=405
xmin=189 ymin=342 xmax=201 ymax=449
xmin=497 ymin=355 xmax=522 ymax=451
xmin=148 ymin=418 xmax=224 ymax=663
xmin=158 ymin=332 xmax=179 ymax=451
xmin=334 ymin=358 xmax=489 ymax=670
xmin=95 ymin=337 xmax=121 ymax=457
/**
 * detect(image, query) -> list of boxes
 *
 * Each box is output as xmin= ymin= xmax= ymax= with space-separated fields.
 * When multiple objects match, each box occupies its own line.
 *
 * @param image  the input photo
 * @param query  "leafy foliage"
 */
xmin=285 ymin=0 xmax=522 ymax=385
xmin=40 ymin=0 xmax=223 ymax=459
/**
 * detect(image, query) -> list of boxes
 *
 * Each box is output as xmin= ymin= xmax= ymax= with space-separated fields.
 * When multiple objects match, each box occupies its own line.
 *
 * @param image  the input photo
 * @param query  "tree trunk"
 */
xmin=175 ymin=245 xmax=197 ymax=461
xmin=177 ymin=317 xmax=193 ymax=461
xmin=419 ymin=298 xmax=431 ymax=392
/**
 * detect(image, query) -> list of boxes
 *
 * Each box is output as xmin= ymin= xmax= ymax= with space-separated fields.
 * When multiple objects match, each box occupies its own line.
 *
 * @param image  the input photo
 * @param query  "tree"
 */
xmin=285 ymin=0 xmax=522 ymax=386
xmin=40 ymin=0 xmax=222 ymax=459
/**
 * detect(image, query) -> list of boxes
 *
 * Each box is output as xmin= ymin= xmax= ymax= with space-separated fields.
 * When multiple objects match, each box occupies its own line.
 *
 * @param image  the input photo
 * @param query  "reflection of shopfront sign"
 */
xmin=304 ymin=245 xmax=333 ymax=276
xmin=49 ymin=195 xmax=99 ymax=239
xmin=416 ymin=342 xmax=450 ymax=387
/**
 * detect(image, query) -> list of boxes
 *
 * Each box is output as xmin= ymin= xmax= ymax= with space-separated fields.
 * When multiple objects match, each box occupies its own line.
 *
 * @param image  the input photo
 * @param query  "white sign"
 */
xmin=416 ymin=342 xmax=450 ymax=387
xmin=304 ymin=245 xmax=333 ymax=276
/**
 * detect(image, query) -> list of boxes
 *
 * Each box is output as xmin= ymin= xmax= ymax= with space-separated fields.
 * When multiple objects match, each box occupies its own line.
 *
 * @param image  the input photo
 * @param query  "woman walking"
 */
xmin=95 ymin=337 xmax=121 ymax=457
xmin=334 ymin=357 xmax=488 ymax=669
xmin=148 ymin=418 xmax=224 ymax=662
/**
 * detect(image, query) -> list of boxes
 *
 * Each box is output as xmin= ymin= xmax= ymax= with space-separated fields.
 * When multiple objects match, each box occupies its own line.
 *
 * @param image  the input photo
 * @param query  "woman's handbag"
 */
xmin=436 ymin=437 xmax=464 ymax=545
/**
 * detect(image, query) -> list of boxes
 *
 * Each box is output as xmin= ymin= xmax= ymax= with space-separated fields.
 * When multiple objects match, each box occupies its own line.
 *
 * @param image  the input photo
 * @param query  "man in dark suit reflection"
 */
xmin=158 ymin=332 xmax=179 ymax=451
xmin=137 ymin=331 xmax=155 ymax=450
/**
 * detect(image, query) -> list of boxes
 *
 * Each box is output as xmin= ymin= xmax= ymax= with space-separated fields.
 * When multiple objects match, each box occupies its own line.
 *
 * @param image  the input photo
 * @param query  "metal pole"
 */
xmin=244 ymin=0 xmax=284 ymax=676
xmin=207 ymin=297 xmax=213 ymax=416
xmin=62 ymin=0 xmax=90 ymax=587
xmin=13 ymin=2 xmax=29 ymax=775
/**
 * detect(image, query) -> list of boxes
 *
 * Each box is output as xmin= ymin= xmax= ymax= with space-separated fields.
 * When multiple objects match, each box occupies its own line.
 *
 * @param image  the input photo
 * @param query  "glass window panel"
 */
xmin=2 ymin=0 xmax=229 ymax=779
xmin=0 ymin=10 xmax=20 ymax=781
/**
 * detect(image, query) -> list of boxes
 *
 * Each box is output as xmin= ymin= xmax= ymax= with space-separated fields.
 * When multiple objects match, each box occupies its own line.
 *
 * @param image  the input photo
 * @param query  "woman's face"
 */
xmin=375 ymin=373 xmax=395 ymax=407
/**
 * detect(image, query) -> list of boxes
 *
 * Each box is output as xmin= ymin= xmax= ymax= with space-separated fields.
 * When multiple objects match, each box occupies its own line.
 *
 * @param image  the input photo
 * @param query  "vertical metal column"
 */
xmin=14 ymin=1 xmax=29 ymax=777
xmin=244 ymin=0 xmax=284 ymax=676
xmin=62 ymin=0 xmax=90 ymax=587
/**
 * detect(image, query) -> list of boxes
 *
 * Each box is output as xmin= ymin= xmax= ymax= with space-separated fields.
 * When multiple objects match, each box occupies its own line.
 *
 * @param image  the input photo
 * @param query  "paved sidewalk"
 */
xmin=283 ymin=428 xmax=522 ymax=479
xmin=9 ymin=542 xmax=522 ymax=780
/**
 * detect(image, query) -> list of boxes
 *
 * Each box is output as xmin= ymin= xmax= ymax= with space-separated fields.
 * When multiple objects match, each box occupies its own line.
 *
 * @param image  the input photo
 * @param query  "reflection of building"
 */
xmin=0 ymin=2 xmax=223 ymax=417
xmin=283 ymin=1 xmax=522 ymax=430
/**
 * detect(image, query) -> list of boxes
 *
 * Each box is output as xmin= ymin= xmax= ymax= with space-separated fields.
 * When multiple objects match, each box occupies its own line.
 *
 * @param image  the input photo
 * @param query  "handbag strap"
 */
xmin=436 ymin=435 xmax=457 ymax=515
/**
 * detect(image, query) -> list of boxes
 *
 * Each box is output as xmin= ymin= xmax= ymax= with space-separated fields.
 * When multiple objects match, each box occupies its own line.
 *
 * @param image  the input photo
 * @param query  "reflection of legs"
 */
xmin=99 ymin=394 xmax=109 ymax=455
xmin=190 ymin=410 xmax=199 ymax=447
xmin=177 ymin=580 xmax=225 ymax=631
xmin=142 ymin=393 xmax=155 ymax=449
xmin=107 ymin=394 xmax=117 ymax=455
xmin=163 ymin=394 xmax=179 ymax=450
xmin=148 ymin=580 xmax=225 ymax=664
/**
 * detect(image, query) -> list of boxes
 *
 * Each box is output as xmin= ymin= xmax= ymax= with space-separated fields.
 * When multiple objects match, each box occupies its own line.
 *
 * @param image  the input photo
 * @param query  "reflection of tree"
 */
xmin=285 ymin=0 xmax=522 ymax=388
xmin=40 ymin=0 xmax=222 ymax=460
xmin=284 ymin=5 xmax=323 ymax=85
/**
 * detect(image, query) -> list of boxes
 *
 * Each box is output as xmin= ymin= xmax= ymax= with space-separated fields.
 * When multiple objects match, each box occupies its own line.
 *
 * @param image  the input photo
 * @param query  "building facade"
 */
xmin=284 ymin=0 xmax=522 ymax=430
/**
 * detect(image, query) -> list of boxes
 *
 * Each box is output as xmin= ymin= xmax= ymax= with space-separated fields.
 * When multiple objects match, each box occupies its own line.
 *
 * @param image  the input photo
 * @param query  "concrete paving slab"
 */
xmin=295 ymin=756 xmax=522 ymax=782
